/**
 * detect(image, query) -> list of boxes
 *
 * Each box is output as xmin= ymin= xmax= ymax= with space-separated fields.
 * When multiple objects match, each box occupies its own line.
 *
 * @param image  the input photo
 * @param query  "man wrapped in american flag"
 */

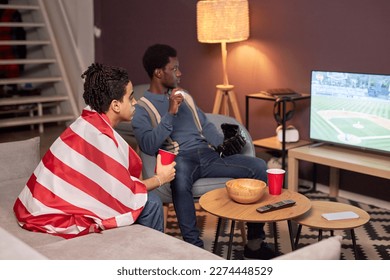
xmin=14 ymin=63 xmax=176 ymax=239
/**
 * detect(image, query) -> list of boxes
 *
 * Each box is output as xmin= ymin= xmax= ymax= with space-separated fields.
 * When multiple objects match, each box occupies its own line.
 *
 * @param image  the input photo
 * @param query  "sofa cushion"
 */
xmin=0 ymin=227 xmax=48 ymax=260
xmin=0 ymin=137 xmax=40 ymax=182
xmin=36 ymin=225 xmax=223 ymax=260
xmin=273 ymin=236 xmax=342 ymax=260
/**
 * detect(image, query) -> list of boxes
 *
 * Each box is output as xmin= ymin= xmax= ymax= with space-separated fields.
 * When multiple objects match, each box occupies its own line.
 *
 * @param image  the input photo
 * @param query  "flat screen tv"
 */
xmin=310 ymin=70 xmax=390 ymax=155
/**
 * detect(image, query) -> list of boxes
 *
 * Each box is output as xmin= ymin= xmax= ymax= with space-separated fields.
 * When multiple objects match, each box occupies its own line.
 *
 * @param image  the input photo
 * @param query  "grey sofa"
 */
xmin=0 ymin=137 xmax=342 ymax=260
xmin=0 ymin=137 xmax=221 ymax=260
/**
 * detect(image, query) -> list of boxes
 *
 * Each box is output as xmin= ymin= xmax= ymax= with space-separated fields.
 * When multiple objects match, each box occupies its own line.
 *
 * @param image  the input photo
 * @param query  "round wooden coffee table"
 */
xmin=293 ymin=200 xmax=370 ymax=259
xmin=199 ymin=187 xmax=311 ymax=259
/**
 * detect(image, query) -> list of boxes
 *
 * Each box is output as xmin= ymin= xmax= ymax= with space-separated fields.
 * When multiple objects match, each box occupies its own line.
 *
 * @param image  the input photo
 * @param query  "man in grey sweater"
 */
xmin=132 ymin=44 xmax=275 ymax=259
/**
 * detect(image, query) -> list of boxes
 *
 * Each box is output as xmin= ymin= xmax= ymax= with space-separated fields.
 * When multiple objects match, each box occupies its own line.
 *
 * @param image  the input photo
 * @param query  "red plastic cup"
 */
xmin=266 ymin=168 xmax=285 ymax=195
xmin=158 ymin=149 xmax=176 ymax=165
xmin=155 ymin=149 xmax=176 ymax=172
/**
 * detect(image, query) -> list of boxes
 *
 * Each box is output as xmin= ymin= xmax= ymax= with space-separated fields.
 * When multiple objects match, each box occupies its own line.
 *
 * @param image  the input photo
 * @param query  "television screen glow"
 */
xmin=310 ymin=70 xmax=390 ymax=154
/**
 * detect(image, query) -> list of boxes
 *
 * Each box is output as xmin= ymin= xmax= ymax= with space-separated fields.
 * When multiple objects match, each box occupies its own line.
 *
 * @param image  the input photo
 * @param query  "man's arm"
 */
xmin=197 ymin=109 xmax=224 ymax=147
xmin=132 ymin=104 xmax=175 ymax=155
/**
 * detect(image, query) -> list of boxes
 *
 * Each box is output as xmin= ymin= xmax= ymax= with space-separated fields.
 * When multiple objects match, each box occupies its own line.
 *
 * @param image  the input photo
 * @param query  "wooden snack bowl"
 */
xmin=225 ymin=178 xmax=267 ymax=204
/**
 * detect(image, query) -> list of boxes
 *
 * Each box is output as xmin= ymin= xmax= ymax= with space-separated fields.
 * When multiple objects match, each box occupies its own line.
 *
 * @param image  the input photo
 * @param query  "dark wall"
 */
xmin=94 ymin=0 xmax=390 ymax=200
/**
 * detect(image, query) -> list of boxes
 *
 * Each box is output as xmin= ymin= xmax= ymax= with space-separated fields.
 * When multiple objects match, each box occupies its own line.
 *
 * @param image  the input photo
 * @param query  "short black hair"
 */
xmin=142 ymin=44 xmax=177 ymax=78
xmin=81 ymin=63 xmax=129 ymax=113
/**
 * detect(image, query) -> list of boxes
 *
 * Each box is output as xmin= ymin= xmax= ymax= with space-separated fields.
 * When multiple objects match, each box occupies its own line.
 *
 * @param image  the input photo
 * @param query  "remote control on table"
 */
xmin=256 ymin=199 xmax=296 ymax=213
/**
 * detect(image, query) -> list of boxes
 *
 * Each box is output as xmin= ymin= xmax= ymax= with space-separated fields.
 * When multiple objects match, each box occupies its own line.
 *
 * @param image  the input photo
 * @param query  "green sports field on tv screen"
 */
xmin=310 ymin=71 xmax=390 ymax=154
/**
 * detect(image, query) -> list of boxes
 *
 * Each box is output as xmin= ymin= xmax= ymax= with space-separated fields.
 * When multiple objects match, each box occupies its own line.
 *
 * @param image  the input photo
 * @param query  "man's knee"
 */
xmin=250 ymin=158 xmax=267 ymax=180
xmin=171 ymin=179 xmax=193 ymax=194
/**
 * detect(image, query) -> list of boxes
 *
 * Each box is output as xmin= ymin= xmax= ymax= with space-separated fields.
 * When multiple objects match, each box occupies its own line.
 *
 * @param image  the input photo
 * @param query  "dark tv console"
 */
xmin=287 ymin=144 xmax=390 ymax=197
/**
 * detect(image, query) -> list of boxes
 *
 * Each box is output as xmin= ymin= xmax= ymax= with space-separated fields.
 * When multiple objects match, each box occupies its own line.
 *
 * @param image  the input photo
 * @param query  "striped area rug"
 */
xmin=165 ymin=191 xmax=390 ymax=260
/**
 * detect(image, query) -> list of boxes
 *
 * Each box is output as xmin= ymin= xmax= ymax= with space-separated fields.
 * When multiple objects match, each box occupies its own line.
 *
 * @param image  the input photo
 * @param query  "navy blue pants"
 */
xmin=172 ymin=147 xmax=267 ymax=247
xmin=136 ymin=191 xmax=164 ymax=232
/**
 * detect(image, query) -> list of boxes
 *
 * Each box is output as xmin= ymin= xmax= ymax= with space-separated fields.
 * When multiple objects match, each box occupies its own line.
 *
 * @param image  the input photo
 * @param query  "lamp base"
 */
xmin=212 ymin=84 xmax=242 ymax=123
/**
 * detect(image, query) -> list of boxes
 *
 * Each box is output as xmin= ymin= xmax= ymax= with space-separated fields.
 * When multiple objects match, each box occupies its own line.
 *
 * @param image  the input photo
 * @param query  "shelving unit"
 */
xmin=245 ymin=92 xmax=311 ymax=172
xmin=0 ymin=0 xmax=78 ymax=133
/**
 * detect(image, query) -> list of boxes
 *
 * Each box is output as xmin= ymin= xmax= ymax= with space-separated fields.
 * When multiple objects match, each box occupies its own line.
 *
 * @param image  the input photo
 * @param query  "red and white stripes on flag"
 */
xmin=13 ymin=107 xmax=147 ymax=239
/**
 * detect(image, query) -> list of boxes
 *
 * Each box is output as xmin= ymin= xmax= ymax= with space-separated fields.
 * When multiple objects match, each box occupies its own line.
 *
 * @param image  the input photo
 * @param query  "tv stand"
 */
xmin=287 ymin=144 xmax=390 ymax=197
xmin=309 ymin=142 xmax=326 ymax=148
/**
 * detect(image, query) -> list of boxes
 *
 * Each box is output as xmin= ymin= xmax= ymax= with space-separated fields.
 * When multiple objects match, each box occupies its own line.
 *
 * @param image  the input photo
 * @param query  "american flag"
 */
xmin=14 ymin=107 xmax=147 ymax=239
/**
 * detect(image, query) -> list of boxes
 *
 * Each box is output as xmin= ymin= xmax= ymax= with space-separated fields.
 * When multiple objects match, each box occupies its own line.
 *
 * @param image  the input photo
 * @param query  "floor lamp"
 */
xmin=197 ymin=0 xmax=249 ymax=123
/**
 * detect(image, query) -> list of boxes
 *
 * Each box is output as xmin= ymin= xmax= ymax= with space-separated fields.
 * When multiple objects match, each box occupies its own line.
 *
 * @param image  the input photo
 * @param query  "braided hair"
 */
xmin=81 ymin=63 xmax=129 ymax=113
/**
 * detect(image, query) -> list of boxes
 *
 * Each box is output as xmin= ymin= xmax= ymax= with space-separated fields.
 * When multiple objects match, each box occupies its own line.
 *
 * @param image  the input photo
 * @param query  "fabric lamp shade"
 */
xmin=197 ymin=0 xmax=249 ymax=43
xmin=196 ymin=0 xmax=249 ymax=123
